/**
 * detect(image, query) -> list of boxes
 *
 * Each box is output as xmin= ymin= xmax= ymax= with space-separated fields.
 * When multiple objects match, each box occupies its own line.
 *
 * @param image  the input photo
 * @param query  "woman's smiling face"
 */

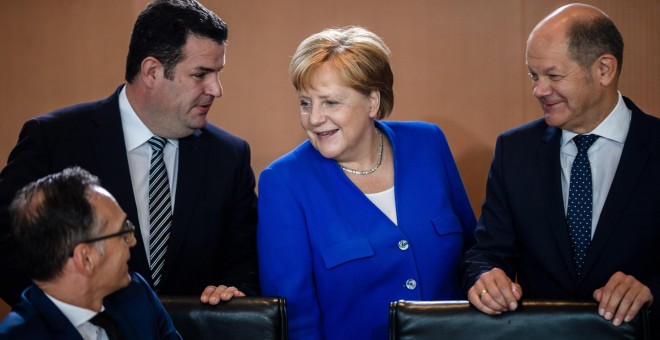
xmin=297 ymin=63 xmax=379 ymax=163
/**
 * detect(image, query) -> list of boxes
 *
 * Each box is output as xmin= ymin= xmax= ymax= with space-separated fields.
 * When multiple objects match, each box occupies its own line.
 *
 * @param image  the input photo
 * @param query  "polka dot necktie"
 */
xmin=148 ymin=136 xmax=172 ymax=290
xmin=567 ymin=134 xmax=599 ymax=277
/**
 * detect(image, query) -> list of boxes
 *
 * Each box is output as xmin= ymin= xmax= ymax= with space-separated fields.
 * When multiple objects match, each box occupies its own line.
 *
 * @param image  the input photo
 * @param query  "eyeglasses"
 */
xmin=69 ymin=220 xmax=136 ymax=256
xmin=82 ymin=219 xmax=136 ymax=244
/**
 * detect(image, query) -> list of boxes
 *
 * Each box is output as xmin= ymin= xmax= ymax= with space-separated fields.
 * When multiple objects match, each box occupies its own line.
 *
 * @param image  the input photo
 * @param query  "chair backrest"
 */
xmin=159 ymin=296 xmax=287 ymax=340
xmin=389 ymin=300 xmax=650 ymax=340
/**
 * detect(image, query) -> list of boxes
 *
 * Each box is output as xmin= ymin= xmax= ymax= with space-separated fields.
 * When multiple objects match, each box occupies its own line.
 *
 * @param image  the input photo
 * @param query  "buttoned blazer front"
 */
xmin=462 ymin=97 xmax=660 ymax=330
xmin=0 ymin=86 xmax=259 ymax=304
xmin=258 ymin=121 xmax=477 ymax=339
xmin=0 ymin=273 xmax=180 ymax=339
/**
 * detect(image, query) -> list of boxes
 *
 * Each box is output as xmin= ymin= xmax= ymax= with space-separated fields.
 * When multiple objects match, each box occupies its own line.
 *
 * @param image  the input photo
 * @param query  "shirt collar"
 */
xmin=44 ymin=292 xmax=102 ymax=328
xmin=119 ymin=86 xmax=178 ymax=152
xmin=561 ymin=91 xmax=631 ymax=147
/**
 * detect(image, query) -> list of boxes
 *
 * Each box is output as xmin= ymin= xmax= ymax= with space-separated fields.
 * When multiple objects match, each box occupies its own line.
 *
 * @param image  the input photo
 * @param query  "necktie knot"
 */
xmin=573 ymin=134 xmax=599 ymax=153
xmin=89 ymin=311 xmax=123 ymax=340
xmin=148 ymin=136 xmax=167 ymax=153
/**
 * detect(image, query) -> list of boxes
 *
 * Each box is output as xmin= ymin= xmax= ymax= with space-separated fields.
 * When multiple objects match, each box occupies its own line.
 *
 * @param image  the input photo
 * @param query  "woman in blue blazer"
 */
xmin=257 ymin=26 xmax=476 ymax=339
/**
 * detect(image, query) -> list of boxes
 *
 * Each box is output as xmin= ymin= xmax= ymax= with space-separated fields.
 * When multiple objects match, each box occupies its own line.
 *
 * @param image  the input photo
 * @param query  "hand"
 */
xmin=468 ymin=268 xmax=522 ymax=315
xmin=200 ymin=285 xmax=246 ymax=305
xmin=593 ymin=271 xmax=653 ymax=326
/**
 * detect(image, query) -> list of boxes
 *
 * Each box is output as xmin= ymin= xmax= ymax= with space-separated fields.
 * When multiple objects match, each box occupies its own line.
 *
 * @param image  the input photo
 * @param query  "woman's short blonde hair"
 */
xmin=290 ymin=26 xmax=394 ymax=119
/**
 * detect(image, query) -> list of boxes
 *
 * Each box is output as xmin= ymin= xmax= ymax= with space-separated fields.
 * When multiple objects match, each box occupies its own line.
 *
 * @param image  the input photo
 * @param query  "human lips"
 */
xmin=194 ymin=99 xmax=214 ymax=113
xmin=196 ymin=103 xmax=212 ymax=114
xmin=540 ymin=98 xmax=564 ymax=112
xmin=315 ymin=129 xmax=338 ymax=138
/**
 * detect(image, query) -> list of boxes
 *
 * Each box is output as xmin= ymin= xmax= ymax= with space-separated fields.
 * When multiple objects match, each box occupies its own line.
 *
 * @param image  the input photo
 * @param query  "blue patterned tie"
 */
xmin=567 ymin=134 xmax=599 ymax=277
xmin=148 ymin=136 xmax=172 ymax=289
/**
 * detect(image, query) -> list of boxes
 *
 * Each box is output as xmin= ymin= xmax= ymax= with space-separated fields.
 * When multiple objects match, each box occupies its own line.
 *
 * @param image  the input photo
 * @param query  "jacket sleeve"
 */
xmin=434 ymin=124 xmax=477 ymax=250
xmin=257 ymin=167 xmax=323 ymax=340
xmin=461 ymin=134 xmax=520 ymax=292
xmin=0 ymin=119 xmax=52 ymax=305
xmin=218 ymin=140 xmax=260 ymax=295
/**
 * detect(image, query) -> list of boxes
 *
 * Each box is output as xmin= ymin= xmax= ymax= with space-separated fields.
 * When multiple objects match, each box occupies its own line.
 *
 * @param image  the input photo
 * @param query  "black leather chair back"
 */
xmin=389 ymin=300 xmax=650 ymax=340
xmin=160 ymin=296 xmax=287 ymax=340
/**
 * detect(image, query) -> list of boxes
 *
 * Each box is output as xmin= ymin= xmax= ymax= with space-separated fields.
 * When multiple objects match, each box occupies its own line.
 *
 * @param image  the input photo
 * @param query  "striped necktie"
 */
xmin=147 ymin=136 xmax=172 ymax=289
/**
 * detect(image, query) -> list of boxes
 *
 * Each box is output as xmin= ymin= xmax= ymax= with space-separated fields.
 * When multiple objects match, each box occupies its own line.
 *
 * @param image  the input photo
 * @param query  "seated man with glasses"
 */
xmin=0 ymin=167 xmax=180 ymax=339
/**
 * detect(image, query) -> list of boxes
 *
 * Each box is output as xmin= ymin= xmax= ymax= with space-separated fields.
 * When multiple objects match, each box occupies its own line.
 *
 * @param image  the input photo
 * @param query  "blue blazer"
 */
xmin=0 ymin=273 xmax=180 ymax=339
xmin=462 ymin=97 xmax=660 ymax=332
xmin=0 ymin=86 xmax=259 ymax=304
xmin=258 ymin=121 xmax=476 ymax=339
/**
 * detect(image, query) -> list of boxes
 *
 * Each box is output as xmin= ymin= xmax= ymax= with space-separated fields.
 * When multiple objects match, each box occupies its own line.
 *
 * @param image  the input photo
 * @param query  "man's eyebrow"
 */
xmin=528 ymin=65 xmax=558 ymax=74
xmin=194 ymin=66 xmax=223 ymax=73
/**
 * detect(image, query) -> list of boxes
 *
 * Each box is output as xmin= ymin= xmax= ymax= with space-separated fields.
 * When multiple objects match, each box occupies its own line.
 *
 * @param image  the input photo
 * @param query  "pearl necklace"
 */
xmin=339 ymin=130 xmax=383 ymax=175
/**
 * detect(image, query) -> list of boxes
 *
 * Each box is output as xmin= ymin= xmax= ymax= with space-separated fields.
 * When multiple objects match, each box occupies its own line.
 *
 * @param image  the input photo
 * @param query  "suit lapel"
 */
xmin=104 ymin=304 xmax=137 ymax=338
xmin=28 ymin=285 xmax=84 ymax=339
xmin=160 ymin=130 xmax=208 ymax=284
xmin=539 ymin=126 xmax=578 ymax=282
xmin=582 ymin=102 xmax=653 ymax=277
xmin=89 ymin=87 xmax=150 ymax=283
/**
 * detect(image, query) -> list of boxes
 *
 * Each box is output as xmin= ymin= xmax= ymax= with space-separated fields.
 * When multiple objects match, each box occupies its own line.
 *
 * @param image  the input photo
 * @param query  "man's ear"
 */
xmin=139 ymin=57 xmax=164 ymax=88
xmin=595 ymin=53 xmax=617 ymax=86
xmin=71 ymin=243 xmax=95 ymax=274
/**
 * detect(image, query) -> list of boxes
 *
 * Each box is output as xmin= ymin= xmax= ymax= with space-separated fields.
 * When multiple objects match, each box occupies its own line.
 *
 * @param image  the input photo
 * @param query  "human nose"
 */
xmin=532 ymin=77 xmax=552 ymax=98
xmin=124 ymin=227 xmax=137 ymax=247
xmin=128 ymin=233 xmax=137 ymax=247
xmin=206 ymin=75 xmax=223 ymax=98
xmin=308 ymin=105 xmax=326 ymax=125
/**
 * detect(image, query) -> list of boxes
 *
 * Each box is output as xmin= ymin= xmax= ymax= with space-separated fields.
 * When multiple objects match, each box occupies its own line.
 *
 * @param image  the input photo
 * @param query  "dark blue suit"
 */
xmin=462 ymin=97 xmax=660 ymax=332
xmin=0 ymin=86 xmax=259 ymax=305
xmin=0 ymin=273 xmax=180 ymax=339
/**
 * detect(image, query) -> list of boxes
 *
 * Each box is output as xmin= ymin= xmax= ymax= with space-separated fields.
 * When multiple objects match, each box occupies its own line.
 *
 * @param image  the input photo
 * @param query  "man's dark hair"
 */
xmin=9 ymin=167 xmax=100 ymax=281
xmin=125 ymin=0 xmax=228 ymax=83
xmin=567 ymin=15 xmax=624 ymax=76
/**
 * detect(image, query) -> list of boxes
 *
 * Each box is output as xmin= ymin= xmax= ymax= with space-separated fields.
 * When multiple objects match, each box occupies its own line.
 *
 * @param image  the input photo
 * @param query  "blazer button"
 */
xmin=398 ymin=240 xmax=409 ymax=250
xmin=405 ymin=279 xmax=417 ymax=290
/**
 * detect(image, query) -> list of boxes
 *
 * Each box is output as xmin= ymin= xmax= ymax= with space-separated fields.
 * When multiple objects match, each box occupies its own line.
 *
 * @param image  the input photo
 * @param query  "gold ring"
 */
xmin=479 ymin=289 xmax=488 ymax=299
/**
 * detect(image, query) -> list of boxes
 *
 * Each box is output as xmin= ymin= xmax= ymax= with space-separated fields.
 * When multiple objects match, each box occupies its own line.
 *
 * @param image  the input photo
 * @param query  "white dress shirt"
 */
xmin=45 ymin=293 xmax=108 ymax=340
xmin=560 ymin=92 xmax=631 ymax=238
xmin=119 ymin=86 xmax=179 ymax=261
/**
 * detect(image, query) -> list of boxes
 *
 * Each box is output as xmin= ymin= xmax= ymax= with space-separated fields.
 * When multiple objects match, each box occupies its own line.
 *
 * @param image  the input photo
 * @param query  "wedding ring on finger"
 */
xmin=479 ymin=289 xmax=488 ymax=300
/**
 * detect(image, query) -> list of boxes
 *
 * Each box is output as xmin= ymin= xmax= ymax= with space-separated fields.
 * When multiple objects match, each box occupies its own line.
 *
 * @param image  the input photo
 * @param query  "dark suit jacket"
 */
xmin=0 ymin=272 xmax=180 ymax=339
xmin=0 ymin=86 xmax=259 ymax=305
xmin=462 ymin=97 xmax=660 ymax=330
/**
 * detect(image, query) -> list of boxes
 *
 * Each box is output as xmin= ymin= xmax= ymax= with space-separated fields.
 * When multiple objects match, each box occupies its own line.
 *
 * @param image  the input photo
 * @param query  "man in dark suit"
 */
xmin=462 ymin=3 xmax=658 ymax=332
xmin=0 ymin=0 xmax=258 ymax=307
xmin=0 ymin=167 xmax=180 ymax=338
